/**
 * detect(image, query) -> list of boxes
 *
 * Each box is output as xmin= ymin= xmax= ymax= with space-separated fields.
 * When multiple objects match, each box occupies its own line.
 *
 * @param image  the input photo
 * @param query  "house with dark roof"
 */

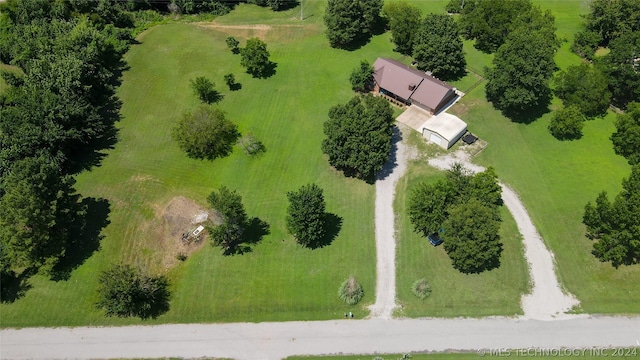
xmin=372 ymin=58 xmax=457 ymax=114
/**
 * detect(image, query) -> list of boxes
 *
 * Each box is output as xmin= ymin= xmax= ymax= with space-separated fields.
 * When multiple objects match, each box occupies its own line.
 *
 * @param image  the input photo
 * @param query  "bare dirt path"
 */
xmin=2 ymin=317 xmax=638 ymax=359
xmin=368 ymin=127 xmax=408 ymax=319
xmin=428 ymin=149 xmax=579 ymax=319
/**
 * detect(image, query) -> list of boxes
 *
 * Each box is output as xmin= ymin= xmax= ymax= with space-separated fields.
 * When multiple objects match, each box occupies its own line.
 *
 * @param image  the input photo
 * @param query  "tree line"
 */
xmin=0 ymin=0 xmax=133 ymax=282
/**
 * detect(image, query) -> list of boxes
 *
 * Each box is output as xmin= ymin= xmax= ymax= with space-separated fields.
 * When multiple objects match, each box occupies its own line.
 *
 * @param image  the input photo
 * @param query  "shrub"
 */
xmin=225 ymin=36 xmax=240 ymax=54
xmin=338 ymin=276 xmax=364 ymax=305
xmin=224 ymin=72 xmax=241 ymax=91
xmin=238 ymin=133 xmax=266 ymax=156
xmin=171 ymin=105 xmax=240 ymax=160
xmin=548 ymin=105 xmax=585 ymax=140
xmin=176 ymin=253 xmax=187 ymax=261
xmin=190 ymin=76 xmax=222 ymax=104
xmin=411 ymin=278 xmax=432 ymax=299
xmin=96 ymin=264 xmax=170 ymax=319
xmin=350 ymin=60 xmax=374 ymax=92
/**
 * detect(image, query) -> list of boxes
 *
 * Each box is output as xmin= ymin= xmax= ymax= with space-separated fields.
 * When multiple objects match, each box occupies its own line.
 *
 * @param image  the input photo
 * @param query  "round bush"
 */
xmin=338 ymin=276 xmax=364 ymax=305
xmin=411 ymin=278 xmax=432 ymax=300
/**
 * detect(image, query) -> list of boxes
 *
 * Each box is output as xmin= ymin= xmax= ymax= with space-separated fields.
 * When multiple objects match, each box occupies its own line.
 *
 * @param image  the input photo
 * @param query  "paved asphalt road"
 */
xmin=2 ymin=316 xmax=639 ymax=359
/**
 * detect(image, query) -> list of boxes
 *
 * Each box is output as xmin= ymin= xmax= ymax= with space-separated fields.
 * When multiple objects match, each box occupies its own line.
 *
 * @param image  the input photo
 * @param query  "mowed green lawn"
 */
xmin=394 ymin=133 xmax=530 ymax=317
xmin=403 ymin=0 xmax=639 ymax=314
xmin=0 ymin=3 xmax=403 ymax=326
xmin=2 ymin=0 xmax=638 ymax=328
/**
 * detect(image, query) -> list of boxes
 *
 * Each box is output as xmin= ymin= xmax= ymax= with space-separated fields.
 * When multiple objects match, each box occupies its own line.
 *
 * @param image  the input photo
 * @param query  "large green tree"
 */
xmin=382 ymin=1 xmax=421 ymax=55
xmin=323 ymin=0 xmax=383 ymax=49
xmin=171 ymin=105 xmax=239 ymax=160
xmin=553 ymin=63 xmax=611 ymax=118
xmin=408 ymin=165 xmax=502 ymax=238
xmin=321 ymin=94 xmax=394 ymax=182
xmin=611 ymin=102 xmax=640 ymax=165
xmin=207 ymin=186 xmax=249 ymax=252
xmin=575 ymin=0 xmax=640 ymax=52
xmin=96 ymin=264 xmax=170 ymax=319
xmin=442 ymin=199 xmax=503 ymax=274
xmin=583 ymin=165 xmax=640 ymax=267
xmin=485 ymin=25 xmax=558 ymax=116
xmin=286 ymin=184 xmax=327 ymax=248
xmin=0 ymin=156 xmax=84 ymax=273
xmin=412 ymin=13 xmax=466 ymax=80
xmin=240 ymin=38 xmax=272 ymax=78
xmin=459 ymin=0 xmax=533 ymax=53
xmin=408 ymin=179 xmax=457 ymax=237
xmin=597 ymin=31 xmax=640 ymax=109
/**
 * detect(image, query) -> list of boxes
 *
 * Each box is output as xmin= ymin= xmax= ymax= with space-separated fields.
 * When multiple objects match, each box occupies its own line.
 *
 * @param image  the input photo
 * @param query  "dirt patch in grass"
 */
xmin=134 ymin=196 xmax=219 ymax=272
xmin=195 ymin=22 xmax=318 ymax=42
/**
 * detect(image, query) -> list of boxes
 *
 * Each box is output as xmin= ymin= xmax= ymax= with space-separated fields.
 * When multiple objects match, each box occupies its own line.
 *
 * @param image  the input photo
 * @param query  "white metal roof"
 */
xmin=421 ymin=112 xmax=467 ymax=141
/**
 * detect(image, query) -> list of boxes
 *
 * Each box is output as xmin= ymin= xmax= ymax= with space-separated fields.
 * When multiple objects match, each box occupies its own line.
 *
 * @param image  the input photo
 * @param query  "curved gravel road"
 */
xmin=428 ymin=150 xmax=579 ymax=319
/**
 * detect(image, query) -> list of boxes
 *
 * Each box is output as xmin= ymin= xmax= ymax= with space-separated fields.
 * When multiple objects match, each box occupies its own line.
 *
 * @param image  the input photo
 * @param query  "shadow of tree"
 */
xmin=0 ymin=269 xmax=34 ymax=303
xmin=499 ymin=97 xmax=552 ymax=125
xmin=229 ymin=82 xmax=242 ymax=91
xmin=276 ymin=0 xmax=300 ymax=11
xmin=307 ymin=212 xmax=343 ymax=249
xmin=203 ymin=89 xmax=224 ymax=104
xmin=138 ymin=278 xmax=171 ymax=320
xmin=50 ymin=197 xmax=111 ymax=281
xmin=223 ymin=217 xmax=270 ymax=256
xmin=374 ymin=125 xmax=403 ymax=182
xmin=65 ymin=62 xmax=129 ymax=175
xmin=256 ymin=61 xmax=277 ymax=79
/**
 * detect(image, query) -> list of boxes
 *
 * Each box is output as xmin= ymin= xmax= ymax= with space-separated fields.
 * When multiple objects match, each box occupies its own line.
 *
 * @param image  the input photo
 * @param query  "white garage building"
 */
xmin=421 ymin=112 xmax=467 ymax=150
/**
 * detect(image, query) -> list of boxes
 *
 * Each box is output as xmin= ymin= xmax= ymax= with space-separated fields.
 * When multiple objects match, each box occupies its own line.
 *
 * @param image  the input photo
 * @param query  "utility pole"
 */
xmin=300 ymin=0 xmax=304 ymax=20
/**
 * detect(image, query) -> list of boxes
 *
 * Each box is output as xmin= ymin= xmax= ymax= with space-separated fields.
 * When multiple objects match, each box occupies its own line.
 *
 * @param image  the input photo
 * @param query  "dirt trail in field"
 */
xmin=428 ymin=149 xmax=580 ymax=320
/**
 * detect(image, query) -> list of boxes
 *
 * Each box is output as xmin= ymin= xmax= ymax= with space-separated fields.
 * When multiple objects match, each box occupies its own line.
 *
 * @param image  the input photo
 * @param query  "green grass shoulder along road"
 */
xmin=286 ymin=349 xmax=637 ymax=360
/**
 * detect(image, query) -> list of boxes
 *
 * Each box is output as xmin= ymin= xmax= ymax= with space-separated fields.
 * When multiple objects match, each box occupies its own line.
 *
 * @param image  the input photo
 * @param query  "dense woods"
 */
xmin=0 ymin=0 xmax=133 ymax=278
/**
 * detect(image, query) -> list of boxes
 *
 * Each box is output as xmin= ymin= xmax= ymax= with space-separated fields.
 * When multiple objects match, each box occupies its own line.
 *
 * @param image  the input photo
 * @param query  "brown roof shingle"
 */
xmin=373 ymin=58 xmax=455 ymax=112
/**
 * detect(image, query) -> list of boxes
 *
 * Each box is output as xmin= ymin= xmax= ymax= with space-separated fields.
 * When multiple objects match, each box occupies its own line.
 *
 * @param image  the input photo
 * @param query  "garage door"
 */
xmin=429 ymin=132 xmax=443 ymax=146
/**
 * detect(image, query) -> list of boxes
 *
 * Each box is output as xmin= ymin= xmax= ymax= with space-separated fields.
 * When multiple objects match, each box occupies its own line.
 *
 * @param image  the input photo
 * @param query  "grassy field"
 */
xmin=1 ymin=0 xmax=638 ymax=328
xmin=443 ymin=0 xmax=639 ymax=314
xmin=1 ymin=3 xmax=395 ymax=326
xmin=394 ymin=132 xmax=530 ymax=317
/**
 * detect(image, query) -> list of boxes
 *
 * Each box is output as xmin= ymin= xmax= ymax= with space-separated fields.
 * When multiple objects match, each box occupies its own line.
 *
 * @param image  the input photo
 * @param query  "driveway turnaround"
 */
xmin=2 ymin=316 xmax=639 ymax=359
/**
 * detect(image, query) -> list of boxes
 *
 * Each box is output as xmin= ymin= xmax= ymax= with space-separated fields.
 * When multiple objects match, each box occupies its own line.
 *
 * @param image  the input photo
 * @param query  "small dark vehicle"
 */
xmin=428 ymin=232 xmax=443 ymax=246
